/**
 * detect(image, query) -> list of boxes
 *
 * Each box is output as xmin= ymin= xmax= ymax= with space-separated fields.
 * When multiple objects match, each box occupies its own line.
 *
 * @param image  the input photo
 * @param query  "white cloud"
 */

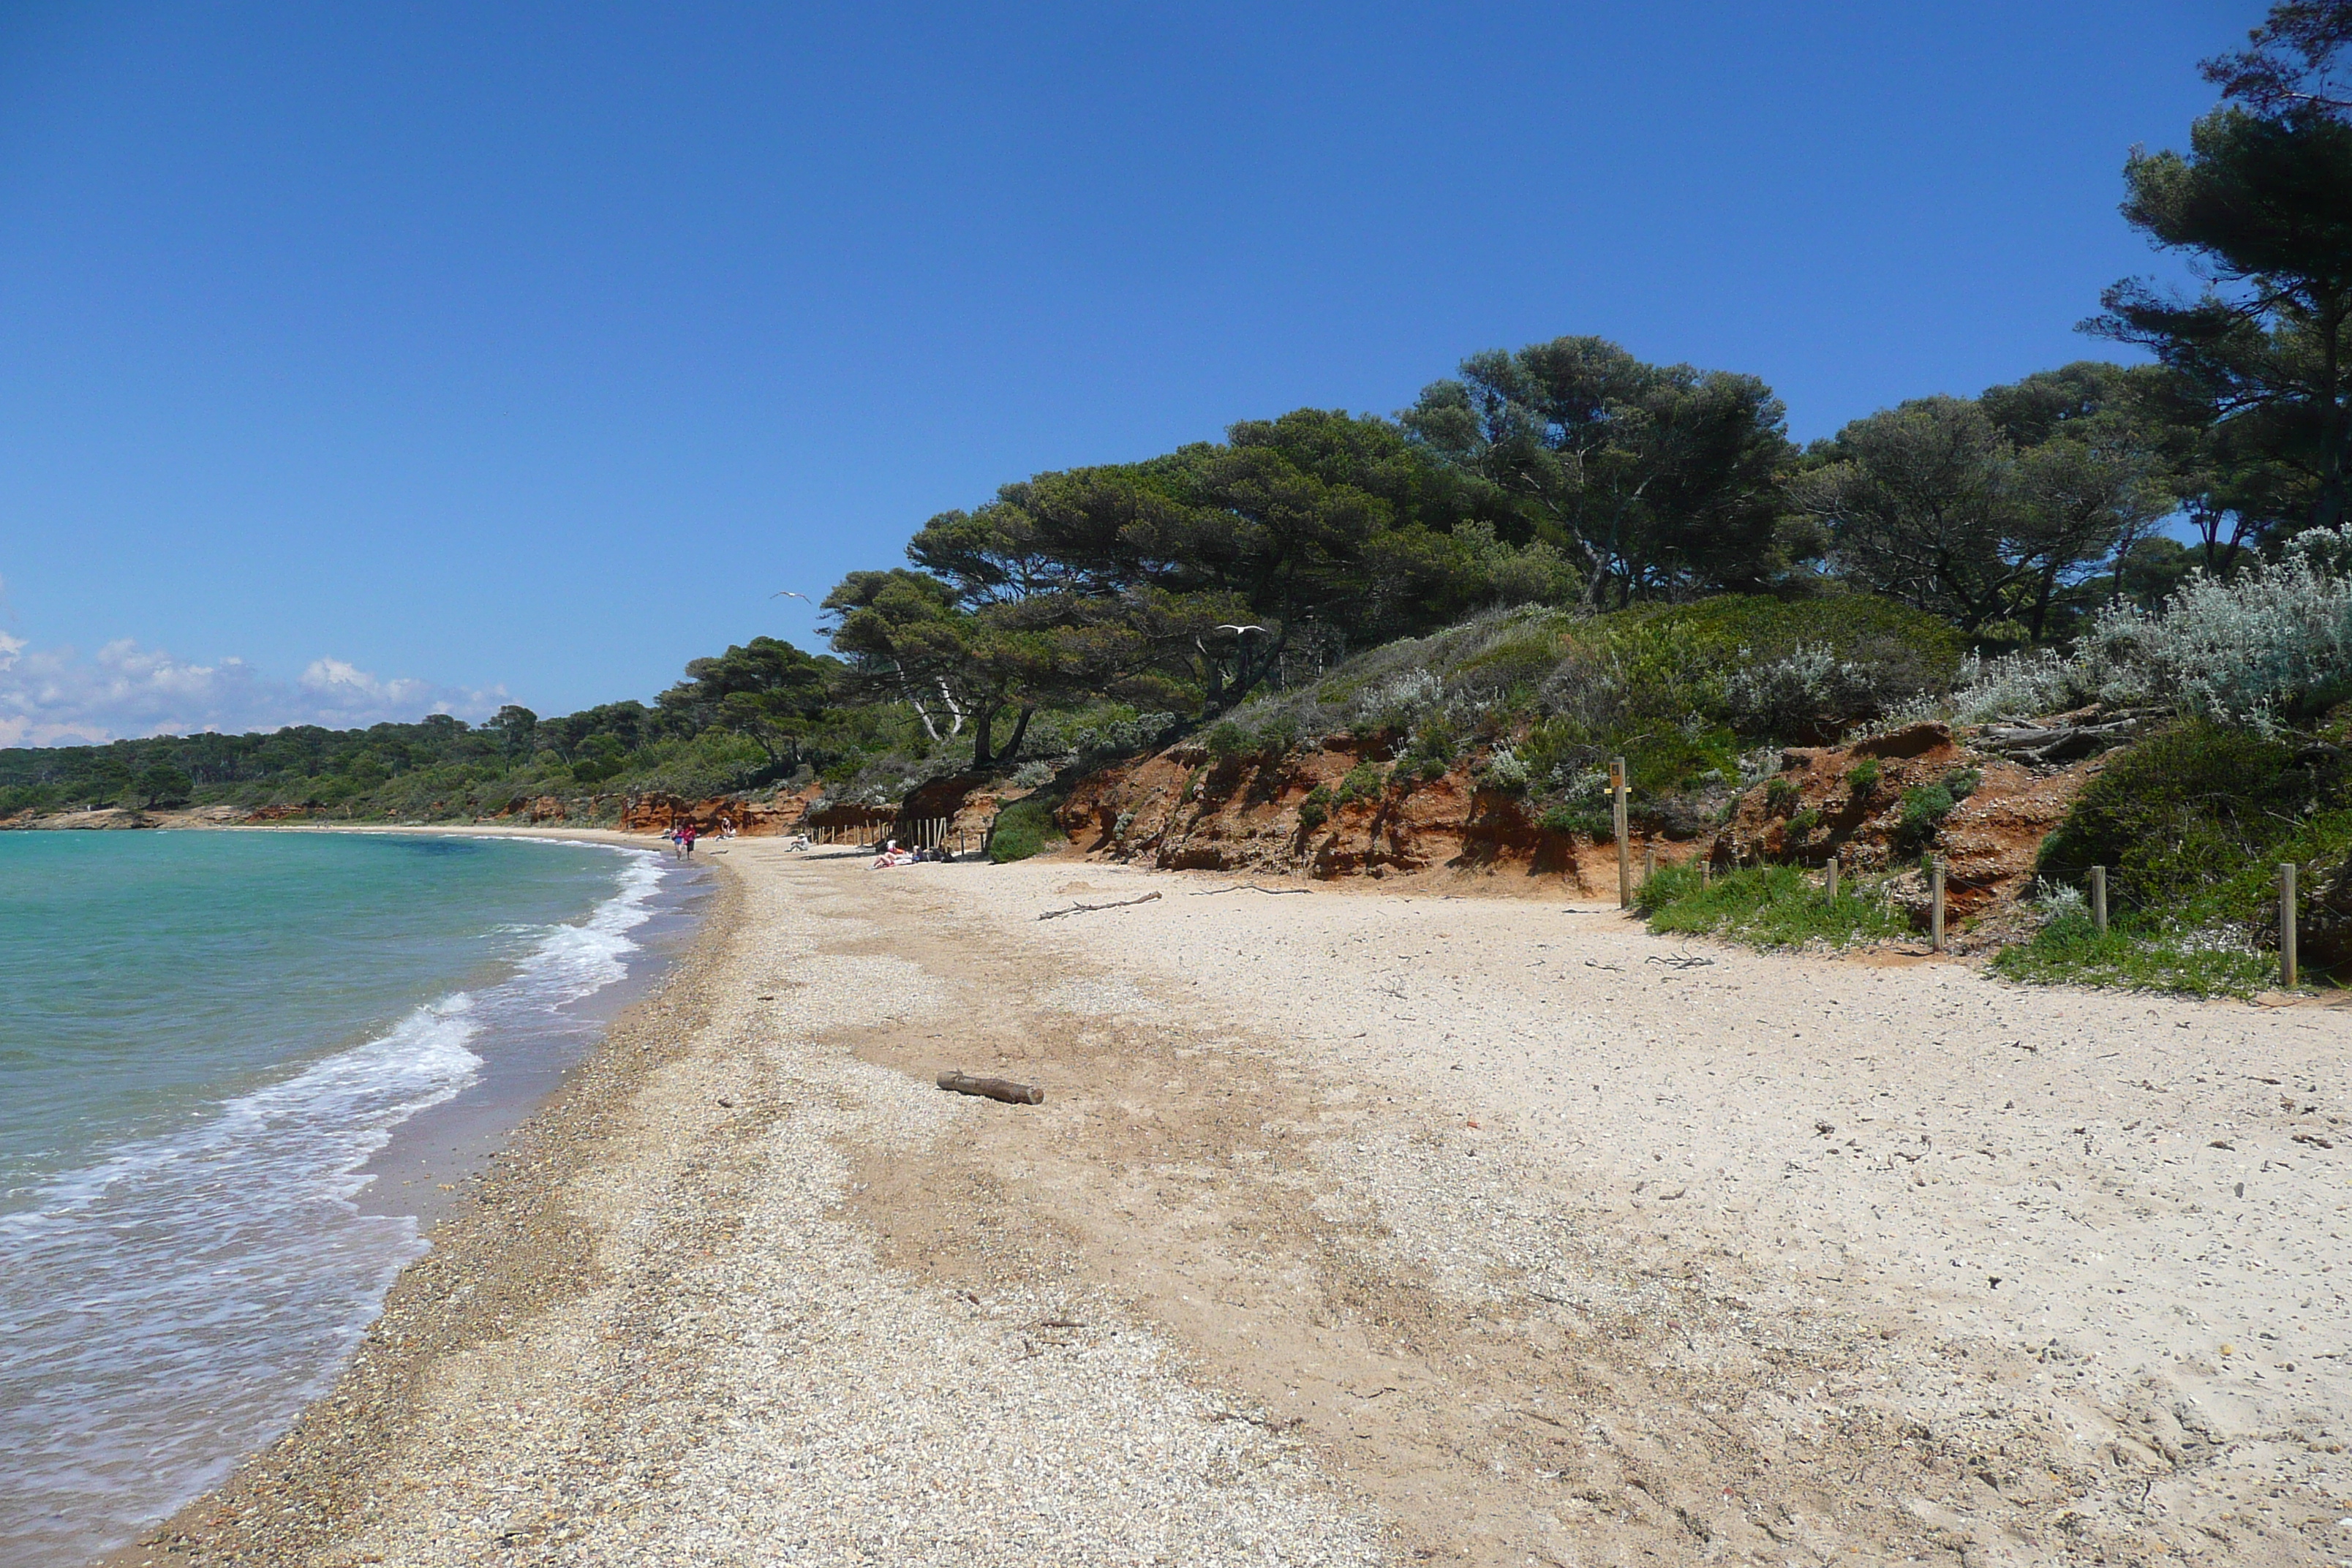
xmin=0 ymin=636 xmax=506 ymax=747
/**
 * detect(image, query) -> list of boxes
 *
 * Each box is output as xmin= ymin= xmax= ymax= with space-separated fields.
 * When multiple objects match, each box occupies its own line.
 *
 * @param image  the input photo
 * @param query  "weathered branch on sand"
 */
xmin=1038 ymin=892 xmax=1164 ymax=920
xmin=1191 ymin=883 xmax=1311 ymax=897
xmin=936 ymin=1071 xmax=1044 ymax=1105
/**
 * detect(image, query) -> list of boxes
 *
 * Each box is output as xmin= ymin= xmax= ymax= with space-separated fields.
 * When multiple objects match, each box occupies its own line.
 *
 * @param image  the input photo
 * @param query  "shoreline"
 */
xmin=95 ymin=840 xmax=747 ymax=1568
xmin=77 ymin=835 xmax=2352 ymax=1564
xmin=353 ymin=834 xmax=717 ymax=1227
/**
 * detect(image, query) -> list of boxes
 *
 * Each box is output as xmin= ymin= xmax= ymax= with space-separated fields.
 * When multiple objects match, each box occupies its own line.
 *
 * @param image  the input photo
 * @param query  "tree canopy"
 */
xmin=1792 ymin=369 xmax=2176 ymax=639
xmin=2089 ymin=6 xmax=2352 ymax=557
xmin=867 ymin=407 xmax=1580 ymax=732
xmin=1402 ymin=336 xmax=1798 ymax=607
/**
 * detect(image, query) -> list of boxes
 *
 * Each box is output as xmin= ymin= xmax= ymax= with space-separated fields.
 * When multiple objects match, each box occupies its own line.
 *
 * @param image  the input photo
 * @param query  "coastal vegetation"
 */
xmin=1635 ymin=863 xmax=1912 ymax=950
xmin=7 ymin=1 xmax=2349 ymax=990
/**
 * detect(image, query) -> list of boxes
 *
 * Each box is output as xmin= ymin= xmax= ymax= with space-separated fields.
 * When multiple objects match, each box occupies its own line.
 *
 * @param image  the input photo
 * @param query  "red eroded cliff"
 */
xmin=1058 ymin=720 xmax=2101 ymax=915
xmin=1712 ymin=723 xmax=2100 ymax=916
xmin=615 ymin=786 xmax=823 ymax=836
xmin=1058 ymin=735 xmax=1703 ymax=894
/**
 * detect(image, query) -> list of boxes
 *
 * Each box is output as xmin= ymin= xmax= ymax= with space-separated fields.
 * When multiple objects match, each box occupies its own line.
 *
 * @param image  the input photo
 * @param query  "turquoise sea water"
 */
xmin=0 ymin=832 xmax=688 ymax=1567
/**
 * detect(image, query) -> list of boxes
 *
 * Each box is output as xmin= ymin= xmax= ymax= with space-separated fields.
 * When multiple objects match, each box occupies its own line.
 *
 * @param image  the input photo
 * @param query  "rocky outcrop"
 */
xmin=1058 ymin=716 xmax=2103 ymax=918
xmin=894 ymin=774 xmax=1014 ymax=848
xmin=1060 ymin=735 xmax=1702 ymax=892
xmin=1718 ymin=722 xmax=2101 ymax=917
xmin=242 ymin=802 xmax=324 ymax=823
xmin=1 ymin=806 xmax=159 ymax=830
xmin=617 ymin=787 xmax=823 ymax=836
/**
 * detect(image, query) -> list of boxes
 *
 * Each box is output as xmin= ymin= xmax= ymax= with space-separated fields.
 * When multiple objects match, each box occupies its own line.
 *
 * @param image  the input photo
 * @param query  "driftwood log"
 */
xmin=1972 ymin=709 xmax=2155 ymax=766
xmin=937 ymin=1071 xmax=1044 ymax=1106
xmin=1038 ymin=891 xmax=1162 ymax=920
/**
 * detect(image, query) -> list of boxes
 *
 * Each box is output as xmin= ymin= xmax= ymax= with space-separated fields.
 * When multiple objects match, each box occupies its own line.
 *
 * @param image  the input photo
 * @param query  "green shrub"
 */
xmin=1637 ymin=863 xmax=1907 ymax=949
xmin=1539 ymin=801 xmax=1611 ymax=837
xmin=1254 ymin=714 xmax=1302 ymax=755
xmin=1627 ymin=725 xmax=1743 ymax=801
xmin=1889 ymin=768 xmax=1979 ymax=854
xmin=1893 ymin=782 xmax=1956 ymax=853
xmin=2198 ymin=807 xmax=2352 ymax=941
xmin=1763 ymin=775 xmax=1800 ymax=815
xmin=1990 ymin=911 xmax=2274 ymax=999
xmin=1297 ymin=785 xmax=1334 ymax=832
xmin=1203 ymin=720 xmax=1252 ymax=758
xmin=1565 ymin=594 xmax=1965 ymax=736
xmin=1951 ymin=522 xmax=2352 ymax=727
xmin=1406 ymin=715 xmax=1459 ymax=772
xmin=987 ymin=796 xmax=1064 ymax=863
xmin=2037 ymin=720 xmax=2336 ymax=910
xmin=1845 ymin=758 xmax=1880 ymax=799
xmin=1786 ymin=807 xmax=1821 ymax=837
xmin=1336 ymin=760 xmax=1386 ymax=803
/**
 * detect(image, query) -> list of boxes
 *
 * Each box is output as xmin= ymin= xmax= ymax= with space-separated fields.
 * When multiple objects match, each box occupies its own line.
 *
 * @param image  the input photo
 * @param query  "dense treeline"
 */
xmin=5 ymin=1 xmax=2347 ymax=832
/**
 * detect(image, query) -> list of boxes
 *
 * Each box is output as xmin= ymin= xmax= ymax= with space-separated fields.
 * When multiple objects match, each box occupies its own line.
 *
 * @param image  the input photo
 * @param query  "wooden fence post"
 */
xmin=2090 ymin=865 xmax=2107 ymax=935
xmin=1611 ymin=756 xmax=1629 ymax=910
xmin=1826 ymin=853 xmax=1839 ymax=900
xmin=1929 ymin=856 xmax=1946 ymax=951
xmin=2282 ymin=862 xmax=2299 ymax=989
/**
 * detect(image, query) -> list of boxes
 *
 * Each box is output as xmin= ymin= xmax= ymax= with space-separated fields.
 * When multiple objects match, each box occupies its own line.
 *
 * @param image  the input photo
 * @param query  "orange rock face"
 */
xmin=241 ymin=803 xmax=318 ymax=823
xmin=895 ymin=774 xmax=1015 ymax=848
xmin=1717 ymin=722 xmax=2101 ymax=916
xmin=616 ymin=787 xmax=823 ymax=837
xmin=1061 ymin=717 xmax=2097 ymax=916
xmin=1058 ymin=736 xmax=1703 ymax=893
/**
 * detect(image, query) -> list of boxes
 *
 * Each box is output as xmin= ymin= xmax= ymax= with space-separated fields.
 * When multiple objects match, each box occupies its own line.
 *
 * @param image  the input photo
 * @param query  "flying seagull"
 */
xmin=772 ymin=590 xmax=813 ymax=603
xmin=1214 ymin=623 xmax=1268 ymax=634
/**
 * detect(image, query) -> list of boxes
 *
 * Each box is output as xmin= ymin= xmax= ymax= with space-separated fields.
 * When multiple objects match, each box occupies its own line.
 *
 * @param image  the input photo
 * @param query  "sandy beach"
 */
xmin=113 ymin=837 xmax=2352 ymax=1567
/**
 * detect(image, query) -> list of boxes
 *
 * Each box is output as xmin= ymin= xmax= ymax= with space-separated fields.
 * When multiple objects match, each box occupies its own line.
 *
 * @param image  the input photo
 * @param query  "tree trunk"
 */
xmin=2025 ymin=563 xmax=2060 ymax=642
xmin=1214 ymin=627 xmax=1291 ymax=713
xmin=998 ymin=704 xmax=1035 ymax=764
xmin=970 ymin=702 xmax=998 ymax=769
xmin=1198 ymin=641 xmax=1226 ymax=712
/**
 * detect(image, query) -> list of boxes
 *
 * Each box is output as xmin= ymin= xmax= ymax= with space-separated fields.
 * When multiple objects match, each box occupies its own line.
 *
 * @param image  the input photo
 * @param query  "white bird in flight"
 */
xmin=772 ymin=590 xmax=813 ymax=603
xmin=1214 ymin=623 xmax=1269 ymax=636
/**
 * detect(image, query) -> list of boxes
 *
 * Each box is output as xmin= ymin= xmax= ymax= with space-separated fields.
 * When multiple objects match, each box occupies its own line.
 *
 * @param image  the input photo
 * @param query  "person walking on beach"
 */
xmin=681 ymin=821 xmax=698 ymax=856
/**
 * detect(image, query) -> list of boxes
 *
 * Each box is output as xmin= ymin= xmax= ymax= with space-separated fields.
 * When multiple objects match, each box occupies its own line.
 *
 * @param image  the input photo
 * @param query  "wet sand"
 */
xmin=105 ymin=839 xmax=2352 ymax=1567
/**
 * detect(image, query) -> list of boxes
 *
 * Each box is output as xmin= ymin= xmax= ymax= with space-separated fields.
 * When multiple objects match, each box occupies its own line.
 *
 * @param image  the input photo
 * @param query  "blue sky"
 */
xmin=0 ymin=1 xmax=2248 ymax=744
